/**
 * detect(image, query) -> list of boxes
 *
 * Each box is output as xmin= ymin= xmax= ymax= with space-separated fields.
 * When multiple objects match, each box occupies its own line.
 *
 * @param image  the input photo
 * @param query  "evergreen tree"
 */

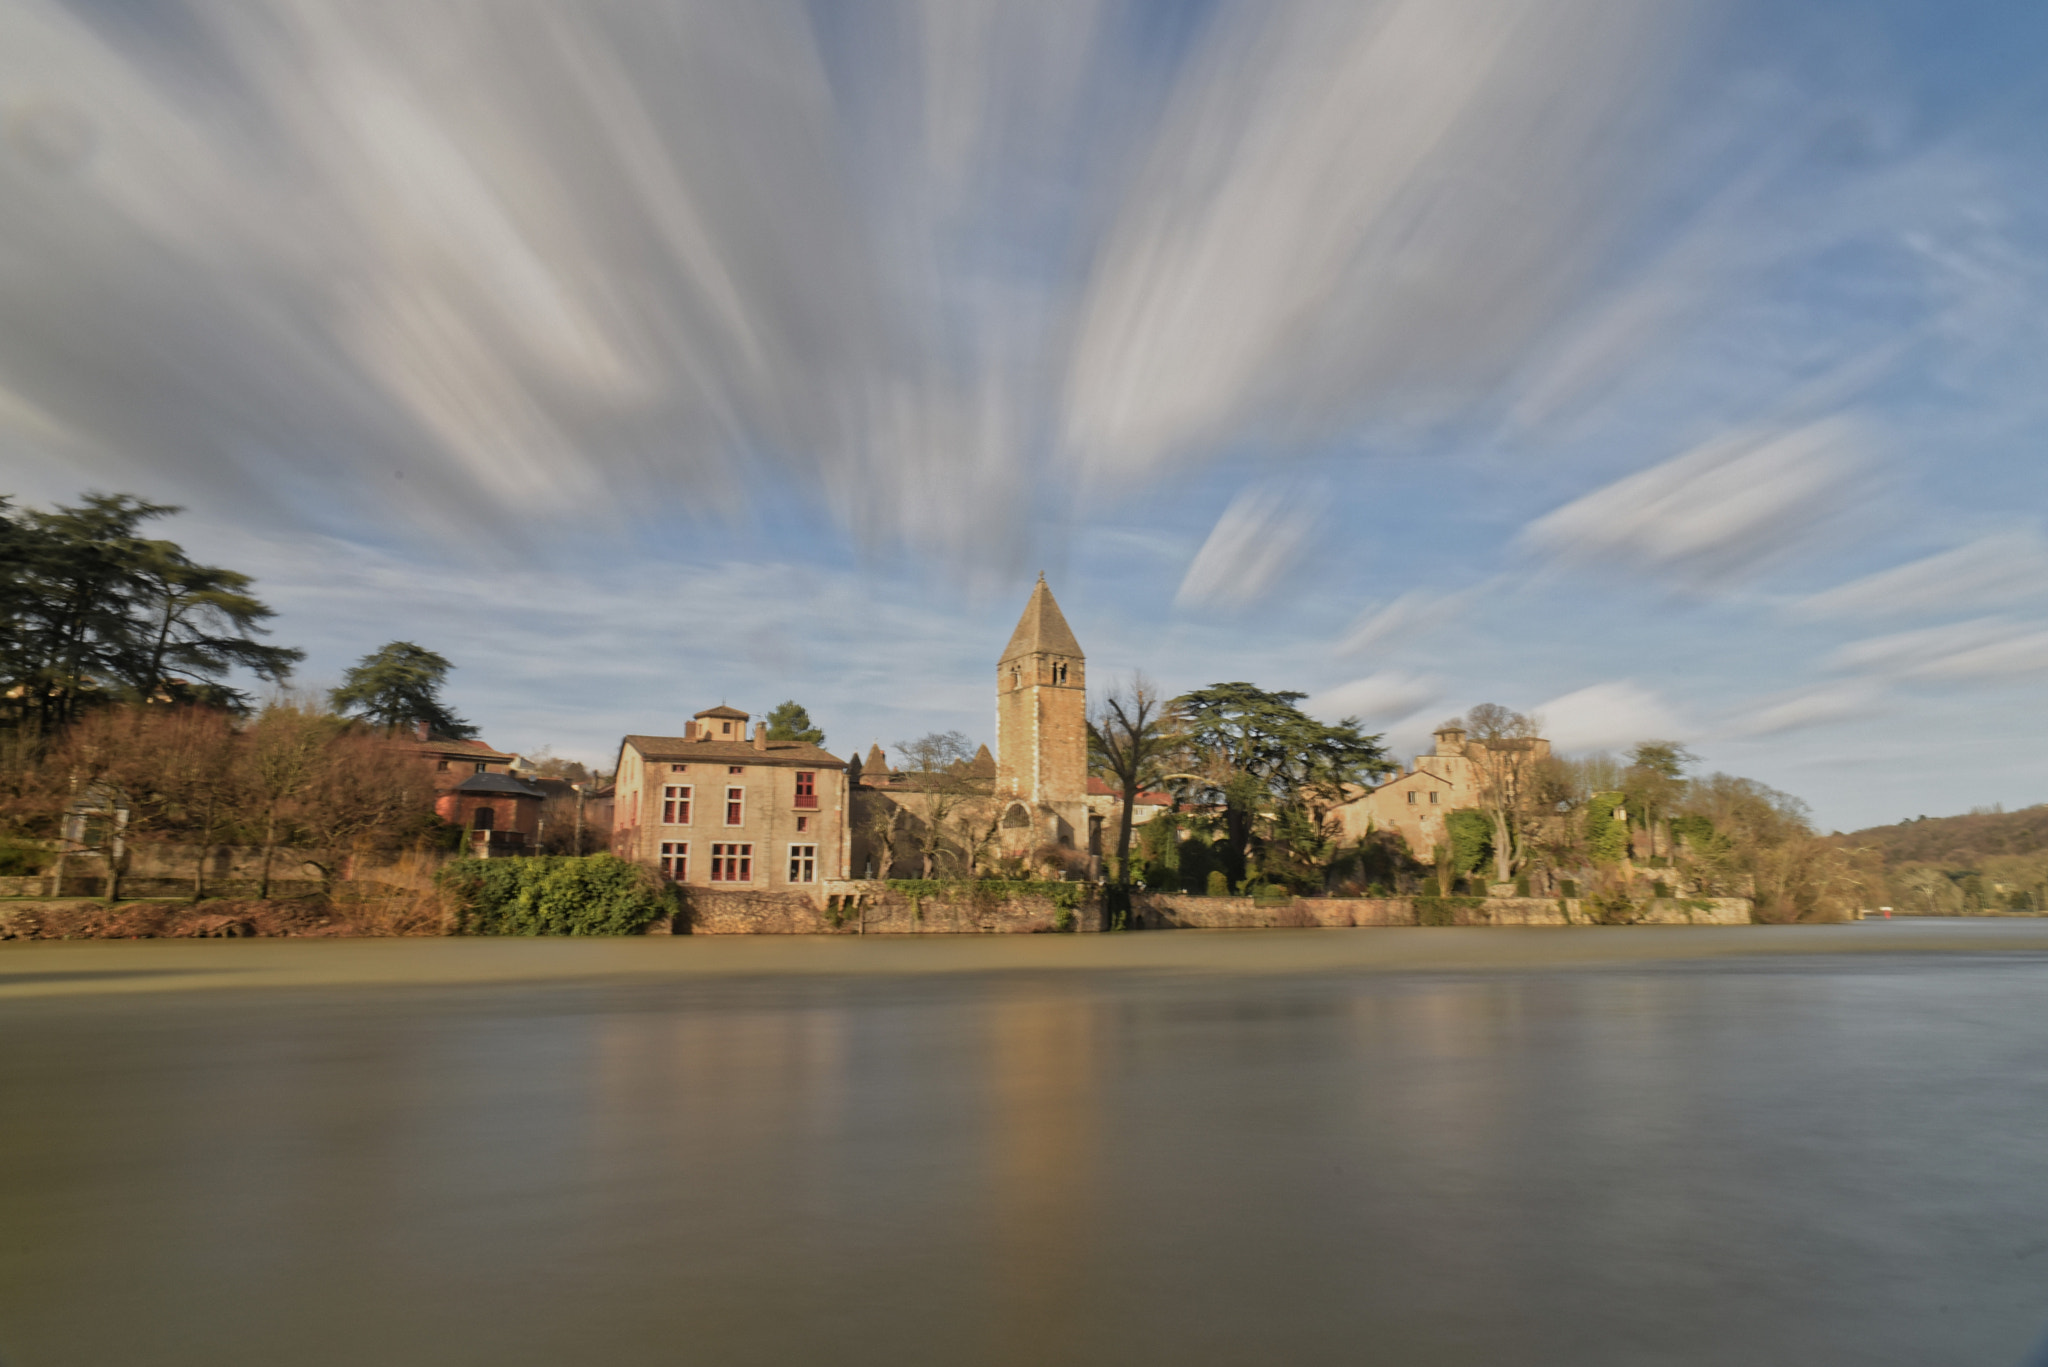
xmin=763 ymin=700 xmax=825 ymax=745
xmin=0 ymin=493 xmax=301 ymax=730
xmin=1170 ymin=682 xmax=1393 ymax=886
xmin=329 ymin=642 xmax=477 ymax=738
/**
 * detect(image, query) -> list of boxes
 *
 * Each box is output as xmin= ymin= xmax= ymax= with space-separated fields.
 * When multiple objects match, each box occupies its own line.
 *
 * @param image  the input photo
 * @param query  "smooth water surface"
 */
xmin=3 ymin=924 xmax=2047 ymax=1366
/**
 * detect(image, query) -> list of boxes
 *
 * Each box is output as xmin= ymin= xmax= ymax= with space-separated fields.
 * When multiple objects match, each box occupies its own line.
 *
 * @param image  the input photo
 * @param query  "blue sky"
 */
xmin=3 ymin=0 xmax=2047 ymax=831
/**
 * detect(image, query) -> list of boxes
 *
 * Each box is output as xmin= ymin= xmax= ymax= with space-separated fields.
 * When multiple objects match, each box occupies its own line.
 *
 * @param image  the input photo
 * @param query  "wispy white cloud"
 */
xmin=1174 ymin=485 xmax=1320 ymax=610
xmin=1535 ymin=680 xmax=1685 ymax=752
xmin=1520 ymin=417 xmax=1866 ymax=588
xmin=1795 ymin=528 xmax=2048 ymax=619
xmin=1338 ymin=585 xmax=1490 ymax=656
xmin=1717 ymin=681 xmax=1887 ymax=738
xmin=1304 ymin=671 xmax=1443 ymax=725
xmin=1831 ymin=616 xmax=2048 ymax=682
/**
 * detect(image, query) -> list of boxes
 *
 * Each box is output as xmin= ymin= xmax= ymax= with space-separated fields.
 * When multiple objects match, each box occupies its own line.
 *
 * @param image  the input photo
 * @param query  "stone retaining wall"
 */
xmin=1133 ymin=893 xmax=1753 ymax=929
xmin=661 ymin=881 xmax=1105 ymax=935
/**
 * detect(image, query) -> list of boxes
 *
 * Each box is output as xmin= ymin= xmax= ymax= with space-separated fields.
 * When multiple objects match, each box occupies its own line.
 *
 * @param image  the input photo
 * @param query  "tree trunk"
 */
xmin=1491 ymin=810 xmax=1513 ymax=885
xmin=259 ymin=811 xmax=277 ymax=900
xmin=1115 ymin=783 xmax=1137 ymax=889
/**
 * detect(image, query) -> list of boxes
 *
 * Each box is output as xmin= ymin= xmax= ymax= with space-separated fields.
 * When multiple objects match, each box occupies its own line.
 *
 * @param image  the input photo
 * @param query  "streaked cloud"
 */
xmin=1718 ymin=681 xmax=1887 ymax=738
xmin=1338 ymin=586 xmax=1488 ymax=656
xmin=1305 ymin=671 xmax=1443 ymax=725
xmin=1535 ymin=680 xmax=1686 ymax=752
xmin=1521 ymin=418 xmax=1866 ymax=588
xmin=1832 ymin=617 xmax=2048 ymax=682
xmin=1174 ymin=485 xmax=1320 ymax=610
xmin=1795 ymin=528 xmax=2048 ymax=619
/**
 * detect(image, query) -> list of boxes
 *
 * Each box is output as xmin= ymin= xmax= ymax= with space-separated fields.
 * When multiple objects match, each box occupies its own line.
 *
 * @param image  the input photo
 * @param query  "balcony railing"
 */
xmin=793 ymin=795 xmax=819 ymax=809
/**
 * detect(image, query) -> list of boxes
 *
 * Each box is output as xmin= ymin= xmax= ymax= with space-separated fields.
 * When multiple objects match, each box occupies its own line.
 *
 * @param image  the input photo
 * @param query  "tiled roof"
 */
xmin=409 ymin=737 xmax=516 ymax=762
xmin=1087 ymin=777 xmax=1173 ymax=804
xmin=1000 ymin=576 xmax=1084 ymax=661
xmin=454 ymin=772 xmax=544 ymax=797
xmin=623 ymin=735 xmax=846 ymax=768
xmin=693 ymin=705 xmax=750 ymax=720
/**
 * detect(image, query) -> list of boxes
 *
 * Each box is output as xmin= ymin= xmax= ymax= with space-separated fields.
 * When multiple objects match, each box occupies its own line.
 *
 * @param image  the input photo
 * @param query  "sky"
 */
xmin=3 ymin=0 xmax=2047 ymax=832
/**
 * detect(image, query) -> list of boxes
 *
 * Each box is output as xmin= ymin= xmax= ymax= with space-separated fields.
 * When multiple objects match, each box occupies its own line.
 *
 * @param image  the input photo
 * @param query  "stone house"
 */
xmin=407 ymin=733 xmax=543 ymax=854
xmin=612 ymin=706 xmax=849 ymax=892
xmin=1327 ymin=723 xmax=1552 ymax=861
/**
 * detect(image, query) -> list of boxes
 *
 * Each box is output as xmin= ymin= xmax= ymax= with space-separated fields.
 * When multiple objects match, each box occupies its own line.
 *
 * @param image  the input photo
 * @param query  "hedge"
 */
xmin=436 ymin=854 xmax=679 ymax=936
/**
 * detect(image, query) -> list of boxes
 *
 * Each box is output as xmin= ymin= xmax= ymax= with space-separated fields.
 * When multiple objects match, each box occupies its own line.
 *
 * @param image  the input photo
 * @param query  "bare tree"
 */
xmin=863 ymin=801 xmax=905 ymax=879
xmin=234 ymin=700 xmax=334 ymax=899
xmin=1461 ymin=704 xmax=1545 ymax=885
xmin=895 ymin=731 xmax=974 ymax=877
xmin=1088 ymin=673 xmax=1178 ymax=888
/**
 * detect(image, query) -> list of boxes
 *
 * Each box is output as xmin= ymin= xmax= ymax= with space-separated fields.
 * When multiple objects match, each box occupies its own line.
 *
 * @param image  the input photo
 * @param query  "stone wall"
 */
xmin=2 ymin=844 xmax=448 ymax=901
xmin=1133 ymin=893 xmax=1753 ymax=929
xmin=661 ymin=880 xmax=1105 ymax=935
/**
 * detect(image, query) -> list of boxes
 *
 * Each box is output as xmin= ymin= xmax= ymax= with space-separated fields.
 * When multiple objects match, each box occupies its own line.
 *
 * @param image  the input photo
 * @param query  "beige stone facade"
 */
xmin=612 ymin=706 xmax=849 ymax=894
xmin=1327 ymin=724 xmax=1552 ymax=860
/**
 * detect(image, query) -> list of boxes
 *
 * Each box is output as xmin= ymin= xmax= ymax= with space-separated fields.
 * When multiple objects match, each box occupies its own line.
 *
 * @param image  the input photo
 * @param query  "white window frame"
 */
xmin=710 ymin=843 xmax=753 ymax=882
xmin=662 ymin=785 xmax=692 ymax=824
xmin=660 ymin=841 xmax=687 ymax=881
xmin=788 ymin=844 xmax=817 ymax=883
xmin=725 ymin=786 xmax=745 ymax=826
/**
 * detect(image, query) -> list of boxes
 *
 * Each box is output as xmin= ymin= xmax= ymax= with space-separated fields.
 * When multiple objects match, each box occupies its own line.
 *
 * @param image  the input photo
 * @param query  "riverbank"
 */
xmin=3 ymin=919 xmax=2045 ymax=1001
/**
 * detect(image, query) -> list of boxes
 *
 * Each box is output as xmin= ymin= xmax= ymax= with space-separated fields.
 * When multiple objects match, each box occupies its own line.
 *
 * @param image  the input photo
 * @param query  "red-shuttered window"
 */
xmin=662 ymin=785 xmax=692 ymax=824
xmin=725 ymin=787 xmax=744 ymax=825
xmin=660 ymin=842 xmax=687 ymax=880
xmin=710 ymin=843 xmax=752 ymax=881
xmin=794 ymin=771 xmax=818 ymax=809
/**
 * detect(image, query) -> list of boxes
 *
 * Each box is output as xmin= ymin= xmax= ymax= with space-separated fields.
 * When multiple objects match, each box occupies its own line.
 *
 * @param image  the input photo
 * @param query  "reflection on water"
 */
xmin=3 ymin=930 xmax=2048 ymax=1365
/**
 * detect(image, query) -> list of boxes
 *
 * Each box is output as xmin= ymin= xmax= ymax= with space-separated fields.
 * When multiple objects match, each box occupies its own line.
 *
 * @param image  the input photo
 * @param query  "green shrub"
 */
xmin=1584 ymin=793 xmax=1630 ymax=865
xmin=1206 ymin=869 xmax=1229 ymax=898
xmin=437 ymin=855 xmax=679 ymax=936
xmin=0 ymin=838 xmax=50 ymax=877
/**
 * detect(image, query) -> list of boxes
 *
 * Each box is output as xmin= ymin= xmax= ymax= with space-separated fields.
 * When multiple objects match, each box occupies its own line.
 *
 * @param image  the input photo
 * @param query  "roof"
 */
xmin=1087 ymin=777 xmax=1174 ymax=804
xmin=694 ymin=704 xmax=750 ymax=721
xmin=863 ymin=743 xmax=890 ymax=775
xmin=410 ymin=737 xmax=516 ymax=762
xmin=622 ymin=735 xmax=846 ymax=769
xmin=1000 ymin=576 xmax=1084 ymax=662
xmin=454 ymin=772 xmax=545 ymax=797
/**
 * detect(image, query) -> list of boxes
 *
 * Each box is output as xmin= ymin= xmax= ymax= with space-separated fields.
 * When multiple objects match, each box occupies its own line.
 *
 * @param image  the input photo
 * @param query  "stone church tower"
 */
xmin=996 ymin=575 xmax=1088 ymax=850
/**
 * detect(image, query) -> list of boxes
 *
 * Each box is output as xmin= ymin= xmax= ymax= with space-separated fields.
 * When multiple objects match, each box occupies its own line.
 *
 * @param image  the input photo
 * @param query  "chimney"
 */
xmin=414 ymin=720 xmax=429 ymax=742
xmin=753 ymin=721 xmax=768 ymax=751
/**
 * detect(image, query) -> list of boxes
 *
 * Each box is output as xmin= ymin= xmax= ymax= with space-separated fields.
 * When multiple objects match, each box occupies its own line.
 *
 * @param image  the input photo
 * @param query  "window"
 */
xmin=660 ymin=842 xmax=687 ymax=880
xmin=1429 ymin=791 xmax=1440 ymax=805
xmin=795 ymin=816 xmax=809 ymax=833
xmin=1053 ymin=661 xmax=1068 ymax=684
xmin=436 ymin=759 xmax=449 ymax=772
xmin=670 ymin=763 xmax=688 ymax=773
xmin=794 ymin=771 xmax=818 ymax=809
xmin=1406 ymin=791 xmax=1417 ymax=805
xmin=474 ymin=761 xmax=488 ymax=773
xmin=662 ymin=785 xmax=692 ymax=824
xmin=710 ymin=843 xmax=752 ymax=881
xmin=472 ymin=807 xmax=495 ymax=831
xmin=788 ymin=844 xmax=817 ymax=883
xmin=721 ymin=721 xmax=733 ymax=735
xmin=728 ymin=765 xmax=745 ymax=775
xmin=725 ymin=787 xmax=744 ymax=825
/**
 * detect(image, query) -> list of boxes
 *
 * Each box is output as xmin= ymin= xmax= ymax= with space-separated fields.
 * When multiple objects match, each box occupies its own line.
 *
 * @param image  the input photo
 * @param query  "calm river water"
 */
xmin=3 ymin=923 xmax=2048 ymax=1366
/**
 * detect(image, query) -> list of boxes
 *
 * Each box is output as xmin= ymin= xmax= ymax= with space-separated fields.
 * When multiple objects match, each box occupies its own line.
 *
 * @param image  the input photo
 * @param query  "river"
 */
xmin=3 ymin=922 xmax=2046 ymax=1365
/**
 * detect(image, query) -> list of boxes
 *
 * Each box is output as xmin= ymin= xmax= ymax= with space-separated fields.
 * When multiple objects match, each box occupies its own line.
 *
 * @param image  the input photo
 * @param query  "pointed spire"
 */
xmin=1000 ymin=577 xmax=1083 ymax=663
xmin=967 ymin=743 xmax=996 ymax=779
xmin=864 ymin=743 xmax=891 ymax=775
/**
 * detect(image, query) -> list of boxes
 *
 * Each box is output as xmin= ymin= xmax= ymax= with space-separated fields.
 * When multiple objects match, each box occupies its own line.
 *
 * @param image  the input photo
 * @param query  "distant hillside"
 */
xmin=1832 ymin=805 xmax=2048 ymax=865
